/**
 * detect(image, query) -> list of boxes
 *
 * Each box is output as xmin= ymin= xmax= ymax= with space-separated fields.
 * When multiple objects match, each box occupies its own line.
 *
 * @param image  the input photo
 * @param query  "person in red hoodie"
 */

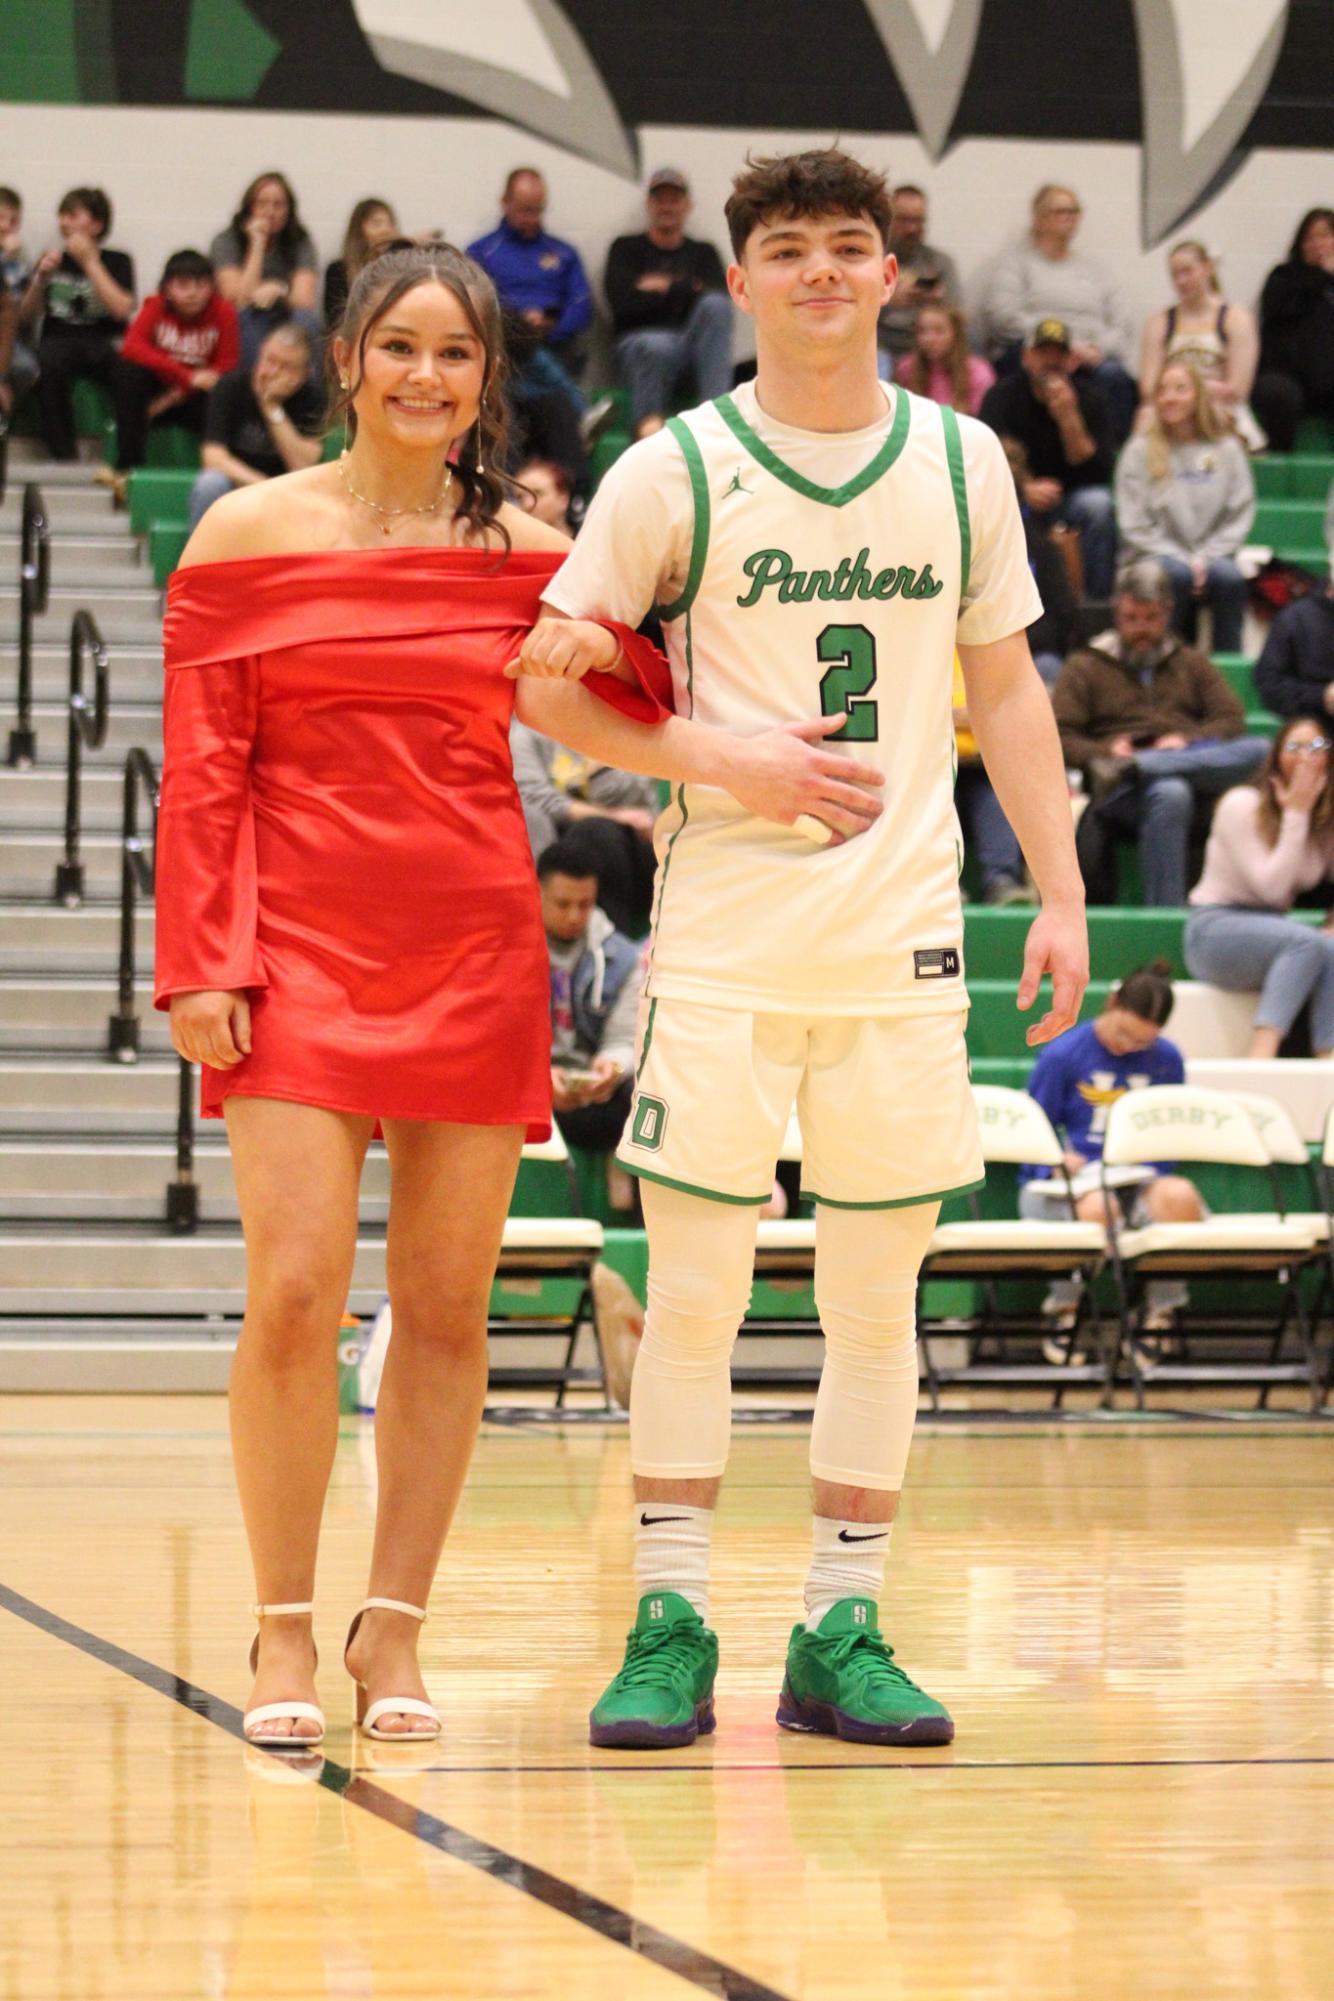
xmin=105 ymin=250 xmax=239 ymax=494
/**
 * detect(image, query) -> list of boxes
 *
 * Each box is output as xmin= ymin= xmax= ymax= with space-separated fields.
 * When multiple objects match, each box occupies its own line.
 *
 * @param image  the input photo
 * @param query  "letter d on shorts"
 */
xmin=631 ymin=1094 xmax=669 ymax=1152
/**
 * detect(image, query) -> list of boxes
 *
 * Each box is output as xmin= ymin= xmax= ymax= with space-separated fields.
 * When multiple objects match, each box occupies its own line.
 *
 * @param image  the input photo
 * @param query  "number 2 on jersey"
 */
xmin=817 ymin=624 xmax=878 ymax=742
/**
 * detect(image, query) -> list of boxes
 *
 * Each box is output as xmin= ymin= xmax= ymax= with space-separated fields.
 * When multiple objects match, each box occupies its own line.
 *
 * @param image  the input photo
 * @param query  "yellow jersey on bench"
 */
xmin=546 ymin=382 xmax=1041 ymax=1016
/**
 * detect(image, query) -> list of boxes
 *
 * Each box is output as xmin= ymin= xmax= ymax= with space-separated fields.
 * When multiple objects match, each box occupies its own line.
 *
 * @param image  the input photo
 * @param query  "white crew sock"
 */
xmin=804 ymin=1515 xmax=893 ymax=1630
xmin=633 ymin=1502 xmax=714 ymax=1622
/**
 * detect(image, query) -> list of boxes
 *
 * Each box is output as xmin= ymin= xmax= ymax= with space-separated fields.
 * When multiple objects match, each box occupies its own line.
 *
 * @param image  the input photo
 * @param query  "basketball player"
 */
xmin=514 ymin=149 xmax=1088 ymax=1747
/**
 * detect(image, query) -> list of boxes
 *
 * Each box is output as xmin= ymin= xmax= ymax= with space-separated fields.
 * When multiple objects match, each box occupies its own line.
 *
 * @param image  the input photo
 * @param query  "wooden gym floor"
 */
xmin=1 ymin=1397 xmax=1331 ymax=2000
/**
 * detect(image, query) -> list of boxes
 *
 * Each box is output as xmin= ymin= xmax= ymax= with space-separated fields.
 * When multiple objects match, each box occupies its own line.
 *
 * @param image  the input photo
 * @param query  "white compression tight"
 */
xmin=630 ymin=1182 xmax=938 ymax=1491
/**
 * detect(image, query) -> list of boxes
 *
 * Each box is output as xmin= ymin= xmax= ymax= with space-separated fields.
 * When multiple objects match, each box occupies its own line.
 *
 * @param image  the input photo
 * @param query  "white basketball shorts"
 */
xmin=618 ymin=998 xmax=983 ymax=1208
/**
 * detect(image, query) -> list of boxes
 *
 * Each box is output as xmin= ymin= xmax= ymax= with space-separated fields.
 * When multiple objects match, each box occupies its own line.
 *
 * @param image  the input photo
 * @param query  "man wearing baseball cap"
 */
xmin=979 ymin=315 xmax=1116 ymax=597
xmin=604 ymin=168 xmax=733 ymax=436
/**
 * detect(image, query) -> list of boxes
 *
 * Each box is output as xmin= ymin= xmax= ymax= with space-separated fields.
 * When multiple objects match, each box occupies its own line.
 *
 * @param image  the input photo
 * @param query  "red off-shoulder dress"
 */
xmin=153 ymin=548 xmax=669 ymax=1138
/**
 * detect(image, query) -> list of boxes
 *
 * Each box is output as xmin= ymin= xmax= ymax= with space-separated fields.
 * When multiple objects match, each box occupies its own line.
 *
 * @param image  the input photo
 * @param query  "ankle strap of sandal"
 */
xmin=359 ymin=1596 xmax=428 ymax=1622
xmin=251 ymin=1601 xmax=315 ymax=1619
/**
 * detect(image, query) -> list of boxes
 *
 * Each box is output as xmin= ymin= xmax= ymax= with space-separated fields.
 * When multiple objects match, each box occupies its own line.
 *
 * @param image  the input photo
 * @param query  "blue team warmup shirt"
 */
xmin=466 ymin=221 xmax=592 ymax=345
xmin=1021 ymin=1019 xmax=1184 ymax=1185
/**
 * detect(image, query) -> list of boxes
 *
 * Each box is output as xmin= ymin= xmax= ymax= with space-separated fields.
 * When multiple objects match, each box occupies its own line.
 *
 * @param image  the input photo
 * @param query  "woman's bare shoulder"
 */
xmin=496 ymin=501 xmax=573 ymax=555
xmin=178 ymin=465 xmax=338 ymax=569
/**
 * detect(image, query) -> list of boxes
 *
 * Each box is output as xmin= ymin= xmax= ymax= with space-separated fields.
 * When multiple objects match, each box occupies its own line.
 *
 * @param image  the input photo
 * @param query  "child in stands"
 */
xmin=105 ymin=251 xmax=240 ymax=497
xmin=1020 ymin=963 xmax=1204 ymax=1355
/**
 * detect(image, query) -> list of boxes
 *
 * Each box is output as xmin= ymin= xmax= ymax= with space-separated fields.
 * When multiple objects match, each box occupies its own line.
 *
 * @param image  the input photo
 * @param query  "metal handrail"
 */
xmin=107 ymin=746 xmax=158 ymax=1063
xmin=54 ymin=609 xmax=110 ymax=906
xmin=104 ymin=747 xmax=198 ymax=1229
xmin=8 ymin=481 xmax=50 ymax=768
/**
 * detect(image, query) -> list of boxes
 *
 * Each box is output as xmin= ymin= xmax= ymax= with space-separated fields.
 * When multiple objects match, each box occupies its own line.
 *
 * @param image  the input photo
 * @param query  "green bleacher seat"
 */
xmin=70 ymin=376 xmax=114 ymax=453
xmin=144 ymin=424 xmax=202 ymax=472
xmin=1245 ymin=709 xmax=1279 ymax=739
xmin=1212 ymin=652 xmax=1256 ymax=706
xmin=128 ymin=467 xmax=194 ymax=535
xmin=967 ymin=979 xmax=1111 ymax=1059
xmin=1252 ymin=497 xmax=1328 ymax=561
xmin=1253 ymin=453 xmax=1334 ymax=501
xmin=1294 ymin=416 xmax=1334 ymax=453
xmin=963 ymin=906 xmax=1190 ymax=980
xmin=966 ymin=1056 xmax=1034 ymax=1090
xmin=149 ymin=522 xmax=189 ymax=585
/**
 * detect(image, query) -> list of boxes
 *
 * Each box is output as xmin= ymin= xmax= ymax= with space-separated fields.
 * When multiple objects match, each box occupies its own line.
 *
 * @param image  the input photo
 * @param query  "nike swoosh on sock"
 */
xmin=837 ymin=1528 xmax=889 ymax=1543
xmin=639 ymin=1513 xmax=692 ymax=1527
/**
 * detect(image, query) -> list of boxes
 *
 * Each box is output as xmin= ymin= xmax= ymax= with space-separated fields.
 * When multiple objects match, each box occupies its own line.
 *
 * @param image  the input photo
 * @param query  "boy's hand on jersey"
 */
xmin=725 ymin=716 xmax=884 ymax=842
xmin=507 ymin=618 xmax=620 ymax=681
xmin=169 ymin=990 xmax=252 ymax=1068
xmin=1016 ymin=904 xmax=1089 ymax=1046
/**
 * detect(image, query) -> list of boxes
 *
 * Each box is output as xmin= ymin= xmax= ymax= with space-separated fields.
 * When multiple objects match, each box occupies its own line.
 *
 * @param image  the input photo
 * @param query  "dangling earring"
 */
xmin=474 ymin=415 xmax=485 ymax=477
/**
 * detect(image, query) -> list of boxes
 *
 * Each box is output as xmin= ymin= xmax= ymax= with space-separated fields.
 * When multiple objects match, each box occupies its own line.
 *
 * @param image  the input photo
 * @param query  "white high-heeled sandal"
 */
xmin=344 ymin=1597 xmax=442 ymax=1741
xmin=243 ymin=1601 xmax=326 ymax=1750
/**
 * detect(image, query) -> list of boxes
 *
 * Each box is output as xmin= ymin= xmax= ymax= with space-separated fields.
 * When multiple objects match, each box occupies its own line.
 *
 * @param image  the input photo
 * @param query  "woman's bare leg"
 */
xmin=226 ymin=1095 xmax=374 ymax=1737
xmin=344 ymin=1118 xmax=525 ymax=1732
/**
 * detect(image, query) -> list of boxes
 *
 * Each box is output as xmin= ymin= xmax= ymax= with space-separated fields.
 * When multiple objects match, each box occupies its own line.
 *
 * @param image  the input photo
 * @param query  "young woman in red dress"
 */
xmin=155 ymin=241 xmax=881 ymax=1747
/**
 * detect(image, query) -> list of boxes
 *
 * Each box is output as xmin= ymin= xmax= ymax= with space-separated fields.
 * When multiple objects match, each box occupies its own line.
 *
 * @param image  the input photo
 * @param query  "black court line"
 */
xmin=0 ymin=1582 xmax=792 ymax=2001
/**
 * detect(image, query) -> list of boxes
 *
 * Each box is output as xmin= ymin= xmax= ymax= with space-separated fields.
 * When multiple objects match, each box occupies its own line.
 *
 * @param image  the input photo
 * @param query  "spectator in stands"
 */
xmin=1000 ymin=438 xmax=1079 ymax=686
xmin=538 ymin=837 xmax=641 ymax=1205
xmin=513 ymin=457 xmax=572 ymax=531
xmin=1020 ymin=963 xmax=1202 ymax=1346
xmin=19 ymin=187 xmax=134 ymax=461
xmin=604 ymin=168 xmax=731 ymax=437
xmin=953 ymin=656 xmax=1027 ymax=903
xmin=210 ymin=171 xmax=319 ymax=368
xmin=877 ymin=183 xmax=960 ymax=366
xmin=980 ymin=183 xmax=1137 ymax=443
xmin=979 ymin=317 xmax=1116 ymax=598
xmin=323 ymin=198 xmax=399 ymax=331
xmin=470 ymin=172 xmax=595 ymax=481
xmin=1137 ymin=239 xmax=1261 ymax=448
xmin=1055 ymin=558 xmax=1266 ymax=905
xmin=894 ymin=302 xmax=993 ymax=414
xmin=103 ymin=251 xmax=239 ymax=497
xmin=1254 ymin=534 xmax=1334 ymax=718
xmin=0 ymin=184 xmax=37 ymax=420
xmin=188 ymin=322 xmax=322 ymax=527
xmin=1186 ymin=717 xmax=1334 ymax=1059
xmin=468 ymin=168 xmax=592 ymax=384
xmin=1253 ymin=209 xmax=1334 ymax=454
xmin=512 ymin=719 xmax=658 ymax=936
xmin=1114 ymin=360 xmax=1254 ymax=652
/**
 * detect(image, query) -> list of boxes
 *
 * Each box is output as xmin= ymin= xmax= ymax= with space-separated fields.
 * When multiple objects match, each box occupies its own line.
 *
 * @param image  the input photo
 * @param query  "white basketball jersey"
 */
xmin=546 ymin=382 xmax=1042 ymax=1017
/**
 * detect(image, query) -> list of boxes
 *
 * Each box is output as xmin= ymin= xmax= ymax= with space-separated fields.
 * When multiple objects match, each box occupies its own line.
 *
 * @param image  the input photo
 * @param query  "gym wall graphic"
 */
xmin=3 ymin=0 xmax=1326 ymax=245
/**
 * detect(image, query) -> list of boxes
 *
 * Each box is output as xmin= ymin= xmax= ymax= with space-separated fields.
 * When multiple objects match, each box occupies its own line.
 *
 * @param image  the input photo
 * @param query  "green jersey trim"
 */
xmin=658 ymin=417 xmax=711 ymax=622
xmin=644 ymin=607 xmax=696 ymax=987
xmin=805 ymin=1175 xmax=986 ymax=1211
xmin=714 ymin=388 xmax=911 ymax=508
xmin=615 ymin=1159 xmax=774 ymax=1206
xmin=939 ymin=403 xmax=971 ymax=599
xmin=635 ymin=997 xmax=659 ymax=1082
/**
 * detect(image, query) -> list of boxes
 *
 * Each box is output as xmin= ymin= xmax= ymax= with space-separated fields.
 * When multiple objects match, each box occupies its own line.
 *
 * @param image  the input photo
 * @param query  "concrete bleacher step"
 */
xmin=2 ymin=589 xmax=163 ymax=648
xmin=0 ymin=903 xmax=153 ymax=974
xmin=0 ymin=979 xmax=165 ymax=1053
xmin=0 ymin=1317 xmax=243 ymax=1393
xmin=0 ymin=832 xmax=129 ymax=896
xmin=0 ymin=1228 xmax=389 ymax=1315
xmin=0 ymin=529 xmax=143 ymax=580
xmin=1 ymin=646 xmax=162 ymax=706
xmin=0 ymin=1138 xmax=392 ymax=1223
xmin=0 ymin=705 xmax=163 ymax=767
xmin=0 ymin=1058 xmax=183 ymax=1134
xmin=0 ymin=769 xmax=137 ymax=831
xmin=0 ymin=485 xmax=123 ymax=531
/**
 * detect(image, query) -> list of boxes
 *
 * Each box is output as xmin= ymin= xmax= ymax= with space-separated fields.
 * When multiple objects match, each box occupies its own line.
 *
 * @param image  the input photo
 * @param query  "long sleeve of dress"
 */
xmin=583 ymin=622 xmax=676 ymax=726
xmin=153 ymin=653 xmax=268 ymax=1008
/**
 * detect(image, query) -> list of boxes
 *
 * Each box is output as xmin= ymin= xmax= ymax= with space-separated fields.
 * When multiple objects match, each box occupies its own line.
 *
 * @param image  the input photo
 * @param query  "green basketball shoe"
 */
xmin=589 ymin=1592 xmax=719 ymax=1749
xmin=777 ymin=1598 xmax=954 ymax=1747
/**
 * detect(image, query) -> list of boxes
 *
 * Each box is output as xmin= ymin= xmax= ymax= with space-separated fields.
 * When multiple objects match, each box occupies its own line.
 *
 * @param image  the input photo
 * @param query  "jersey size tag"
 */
xmin=914 ymin=948 xmax=960 ymax=979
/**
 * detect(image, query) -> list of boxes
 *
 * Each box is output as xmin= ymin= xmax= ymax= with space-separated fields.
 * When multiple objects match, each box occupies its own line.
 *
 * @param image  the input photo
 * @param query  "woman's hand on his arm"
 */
xmin=506 ymin=618 xmax=622 ymax=683
xmin=169 ymin=990 xmax=252 ymax=1068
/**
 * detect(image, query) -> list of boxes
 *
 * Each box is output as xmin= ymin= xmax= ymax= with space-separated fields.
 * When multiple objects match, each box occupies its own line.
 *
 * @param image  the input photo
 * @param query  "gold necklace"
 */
xmin=338 ymin=450 xmax=454 ymax=537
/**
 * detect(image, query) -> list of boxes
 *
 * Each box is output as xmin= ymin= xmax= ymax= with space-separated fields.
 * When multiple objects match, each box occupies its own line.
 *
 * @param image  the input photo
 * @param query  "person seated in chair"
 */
xmin=1020 ymin=963 xmax=1204 ymax=1356
xmin=538 ymin=836 xmax=642 ymax=1211
xmin=1054 ymin=558 xmax=1267 ymax=905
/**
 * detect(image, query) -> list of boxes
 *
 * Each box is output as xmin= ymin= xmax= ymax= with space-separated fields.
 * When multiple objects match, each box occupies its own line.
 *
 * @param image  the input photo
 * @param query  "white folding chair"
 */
xmin=492 ymin=1127 xmax=606 ymax=1405
xmin=1101 ymin=1085 xmax=1321 ymax=1408
xmin=918 ymin=1086 xmax=1110 ymax=1406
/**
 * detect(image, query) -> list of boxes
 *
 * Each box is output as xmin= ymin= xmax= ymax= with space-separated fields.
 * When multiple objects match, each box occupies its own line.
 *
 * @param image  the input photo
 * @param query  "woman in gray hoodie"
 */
xmin=1114 ymin=359 xmax=1254 ymax=651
